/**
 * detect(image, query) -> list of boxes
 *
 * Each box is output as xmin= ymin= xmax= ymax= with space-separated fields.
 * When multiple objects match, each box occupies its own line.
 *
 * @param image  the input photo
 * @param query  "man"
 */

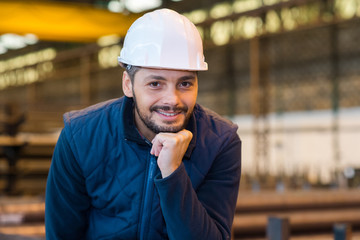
xmin=45 ymin=8 xmax=241 ymax=240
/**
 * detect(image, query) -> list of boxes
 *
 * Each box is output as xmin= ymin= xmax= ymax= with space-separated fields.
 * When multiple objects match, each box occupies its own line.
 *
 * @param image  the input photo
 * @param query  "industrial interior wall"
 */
xmin=0 ymin=19 xmax=359 ymax=121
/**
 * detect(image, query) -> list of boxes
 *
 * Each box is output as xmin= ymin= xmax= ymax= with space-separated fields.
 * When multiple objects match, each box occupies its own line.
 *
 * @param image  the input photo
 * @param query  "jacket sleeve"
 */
xmin=45 ymin=129 xmax=91 ymax=239
xmin=154 ymin=130 xmax=241 ymax=240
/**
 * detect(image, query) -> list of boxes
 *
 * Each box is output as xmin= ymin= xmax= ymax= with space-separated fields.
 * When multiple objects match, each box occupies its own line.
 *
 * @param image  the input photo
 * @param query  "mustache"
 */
xmin=150 ymin=105 xmax=188 ymax=113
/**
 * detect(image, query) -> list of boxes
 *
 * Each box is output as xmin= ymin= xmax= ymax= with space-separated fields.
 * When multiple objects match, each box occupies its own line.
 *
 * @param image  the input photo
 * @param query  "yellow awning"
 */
xmin=0 ymin=0 xmax=141 ymax=42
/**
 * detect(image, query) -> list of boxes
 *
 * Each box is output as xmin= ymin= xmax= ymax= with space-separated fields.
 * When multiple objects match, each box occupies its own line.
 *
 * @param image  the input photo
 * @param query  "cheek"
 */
xmin=135 ymin=92 xmax=159 ymax=110
xmin=183 ymin=92 xmax=197 ymax=108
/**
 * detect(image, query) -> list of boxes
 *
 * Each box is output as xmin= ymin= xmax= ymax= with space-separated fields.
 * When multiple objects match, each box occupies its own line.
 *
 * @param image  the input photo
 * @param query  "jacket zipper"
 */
xmin=139 ymin=154 xmax=157 ymax=240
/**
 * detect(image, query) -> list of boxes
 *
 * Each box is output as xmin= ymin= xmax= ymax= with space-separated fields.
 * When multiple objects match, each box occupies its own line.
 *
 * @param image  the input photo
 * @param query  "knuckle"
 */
xmin=178 ymin=134 xmax=185 ymax=141
xmin=187 ymin=131 xmax=193 ymax=138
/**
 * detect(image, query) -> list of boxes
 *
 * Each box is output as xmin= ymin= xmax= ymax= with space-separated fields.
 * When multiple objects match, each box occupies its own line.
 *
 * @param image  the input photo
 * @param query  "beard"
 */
xmin=132 ymin=93 xmax=192 ymax=134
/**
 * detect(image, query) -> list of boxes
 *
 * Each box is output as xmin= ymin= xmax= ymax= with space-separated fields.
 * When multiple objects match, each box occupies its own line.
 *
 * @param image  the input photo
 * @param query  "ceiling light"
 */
xmin=24 ymin=34 xmax=38 ymax=45
xmin=0 ymin=33 xmax=39 ymax=55
xmin=108 ymin=0 xmax=124 ymax=13
xmin=97 ymin=34 xmax=121 ymax=47
xmin=0 ymin=43 xmax=7 ymax=54
xmin=124 ymin=0 xmax=162 ymax=13
xmin=1 ymin=34 xmax=26 ymax=49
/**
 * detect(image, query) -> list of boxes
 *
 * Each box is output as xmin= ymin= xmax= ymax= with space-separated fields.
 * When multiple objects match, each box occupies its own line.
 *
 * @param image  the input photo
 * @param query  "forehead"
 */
xmin=135 ymin=67 xmax=198 ymax=81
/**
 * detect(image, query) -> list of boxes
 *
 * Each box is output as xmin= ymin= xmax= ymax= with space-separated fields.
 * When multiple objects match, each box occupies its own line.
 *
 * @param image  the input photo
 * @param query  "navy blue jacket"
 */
xmin=45 ymin=96 xmax=241 ymax=240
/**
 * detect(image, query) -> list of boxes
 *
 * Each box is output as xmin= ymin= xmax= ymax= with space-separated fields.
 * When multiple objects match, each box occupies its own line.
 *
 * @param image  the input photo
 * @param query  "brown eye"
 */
xmin=149 ymin=82 xmax=160 ymax=88
xmin=180 ymin=81 xmax=192 ymax=88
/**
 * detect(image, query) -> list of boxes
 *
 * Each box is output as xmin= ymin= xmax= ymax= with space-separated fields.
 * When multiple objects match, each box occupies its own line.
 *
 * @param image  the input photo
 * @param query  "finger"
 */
xmin=150 ymin=146 xmax=155 ymax=155
xmin=178 ymin=129 xmax=193 ymax=142
xmin=151 ymin=136 xmax=164 ymax=156
xmin=150 ymin=143 xmax=160 ymax=156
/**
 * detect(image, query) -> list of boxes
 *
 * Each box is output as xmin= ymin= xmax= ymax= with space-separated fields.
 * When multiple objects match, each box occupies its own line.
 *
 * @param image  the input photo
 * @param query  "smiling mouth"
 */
xmin=157 ymin=110 xmax=181 ymax=117
xmin=151 ymin=105 xmax=187 ymax=118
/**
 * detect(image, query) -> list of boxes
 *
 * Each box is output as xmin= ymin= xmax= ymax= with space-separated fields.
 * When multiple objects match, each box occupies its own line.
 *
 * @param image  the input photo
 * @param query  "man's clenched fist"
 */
xmin=150 ymin=129 xmax=193 ymax=178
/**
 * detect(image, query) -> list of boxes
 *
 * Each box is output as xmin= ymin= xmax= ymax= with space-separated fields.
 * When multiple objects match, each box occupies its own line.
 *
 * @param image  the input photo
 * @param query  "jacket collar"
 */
xmin=121 ymin=96 xmax=146 ymax=144
xmin=184 ymin=110 xmax=197 ymax=159
xmin=121 ymin=96 xmax=197 ymax=159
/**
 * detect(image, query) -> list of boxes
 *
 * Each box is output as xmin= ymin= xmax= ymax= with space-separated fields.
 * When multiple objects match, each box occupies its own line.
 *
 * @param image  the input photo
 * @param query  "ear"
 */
xmin=122 ymin=71 xmax=133 ymax=98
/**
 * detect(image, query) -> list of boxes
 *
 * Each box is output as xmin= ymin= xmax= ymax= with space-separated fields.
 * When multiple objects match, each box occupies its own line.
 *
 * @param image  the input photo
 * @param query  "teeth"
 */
xmin=159 ymin=111 xmax=178 ymax=116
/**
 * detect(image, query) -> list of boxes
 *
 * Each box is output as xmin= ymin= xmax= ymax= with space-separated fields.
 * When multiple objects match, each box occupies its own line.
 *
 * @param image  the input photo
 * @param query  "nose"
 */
xmin=162 ymin=86 xmax=181 ymax=106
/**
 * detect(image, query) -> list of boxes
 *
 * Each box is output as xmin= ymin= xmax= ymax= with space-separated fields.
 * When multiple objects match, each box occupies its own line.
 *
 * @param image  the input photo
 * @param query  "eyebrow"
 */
xmin=146 ymin=75 xmax=166 ymax=81
xmin=179 ymin=75 xmax=196 ymax=81
xmin=145 ymin=74 xmax=197 ymax=81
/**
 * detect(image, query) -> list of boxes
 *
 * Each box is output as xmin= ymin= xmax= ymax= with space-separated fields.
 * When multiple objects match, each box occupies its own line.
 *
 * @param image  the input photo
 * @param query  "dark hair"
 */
xmin=123 ymin=64 xmax=141 ymax=83
xmin=123 ymin=64 xmax=199 ymax=83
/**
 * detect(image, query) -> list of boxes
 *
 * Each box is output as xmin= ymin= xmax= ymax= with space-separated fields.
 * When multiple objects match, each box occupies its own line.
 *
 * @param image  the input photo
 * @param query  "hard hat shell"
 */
xmin=118 ymin=8 xmax=208 ymax=71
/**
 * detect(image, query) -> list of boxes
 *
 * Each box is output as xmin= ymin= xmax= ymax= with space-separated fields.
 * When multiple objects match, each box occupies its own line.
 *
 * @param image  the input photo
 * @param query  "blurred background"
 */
xmin=0 ymin=0 xmax=359 ymax=239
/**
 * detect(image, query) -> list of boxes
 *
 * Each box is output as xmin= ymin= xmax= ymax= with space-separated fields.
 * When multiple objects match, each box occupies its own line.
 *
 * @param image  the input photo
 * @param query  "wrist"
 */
xmin=160 ymin=164 xmax=179 ymax=178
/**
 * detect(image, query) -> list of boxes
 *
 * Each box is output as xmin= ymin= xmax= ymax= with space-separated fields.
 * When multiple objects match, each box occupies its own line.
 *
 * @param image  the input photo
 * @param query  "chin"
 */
xmin=150 ymin=122 xmax=185 ymax=134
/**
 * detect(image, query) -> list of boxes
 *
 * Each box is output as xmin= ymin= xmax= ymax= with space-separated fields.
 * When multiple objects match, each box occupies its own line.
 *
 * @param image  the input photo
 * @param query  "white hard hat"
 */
xmin=118 ymin=8 xmax=208 ymax=71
